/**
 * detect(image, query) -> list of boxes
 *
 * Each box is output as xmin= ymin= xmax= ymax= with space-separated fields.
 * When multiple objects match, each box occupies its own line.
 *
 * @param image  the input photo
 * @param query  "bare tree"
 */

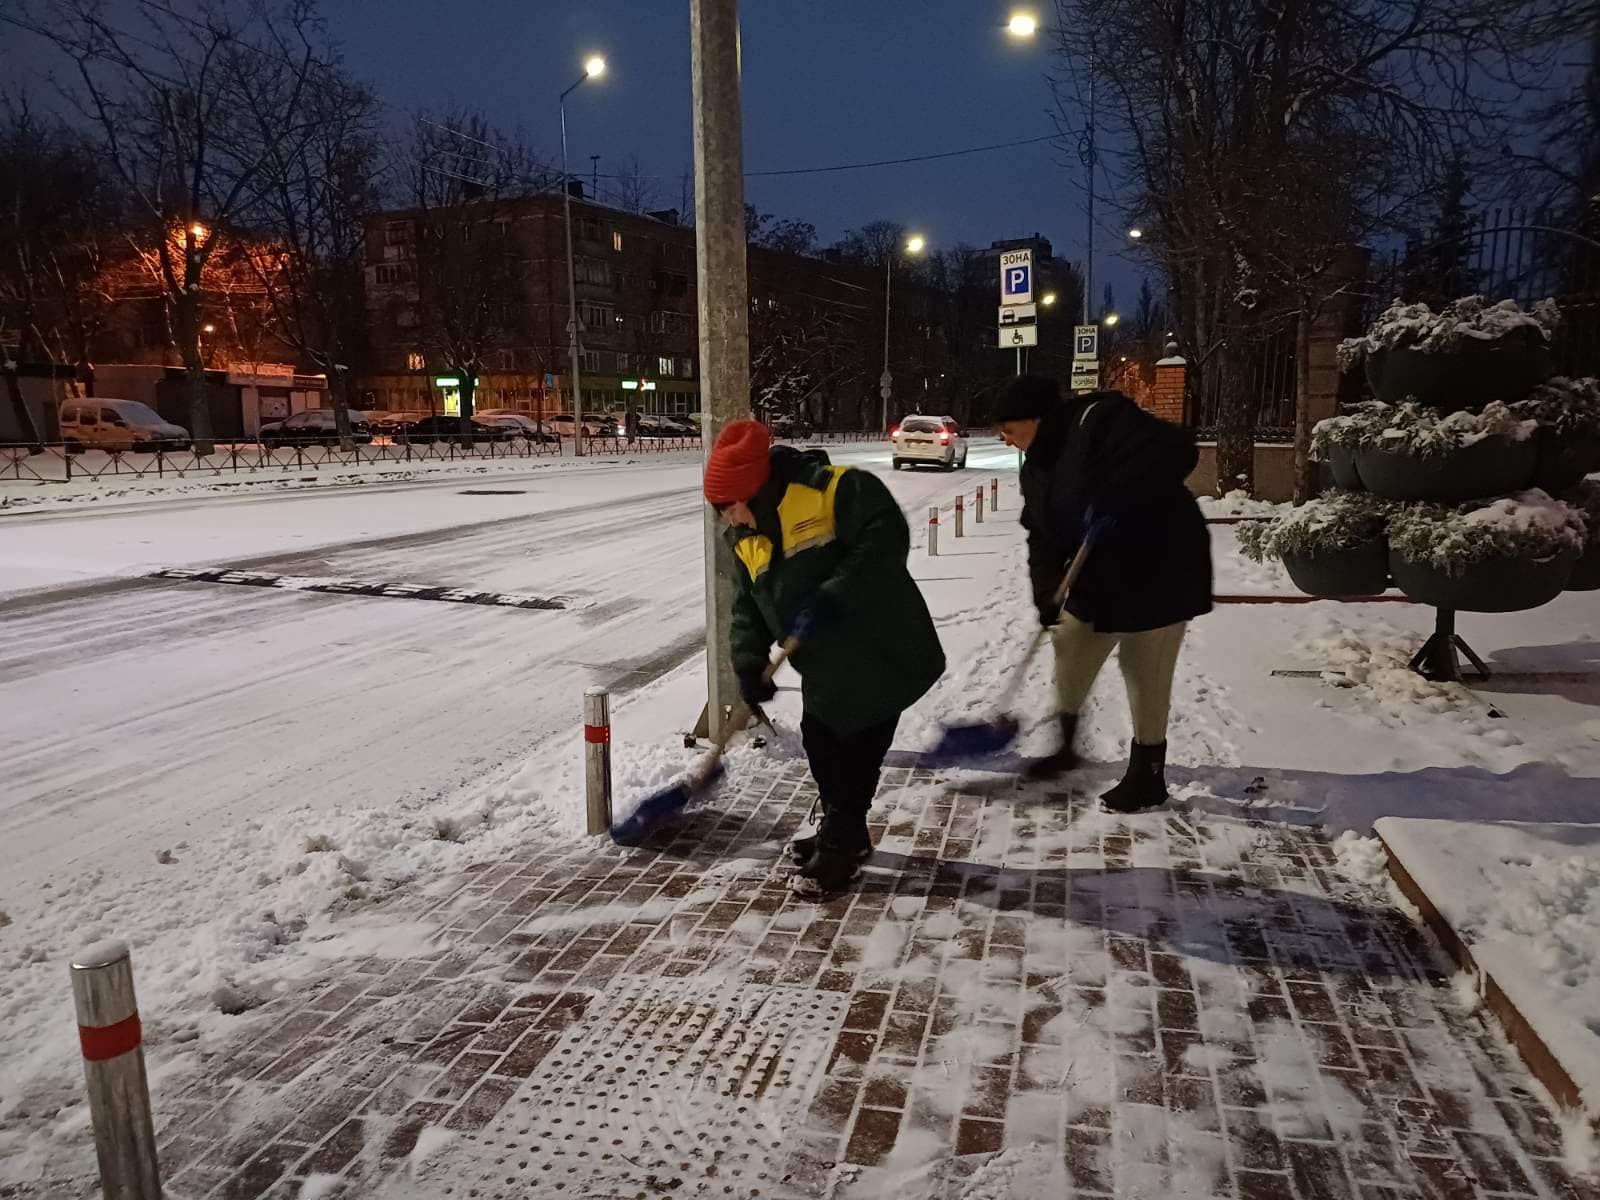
xmin=405 ymin=107 xmax=547 ymax=444
xmin=36 ymin=0 xmax=323 ymax=453
xmin=611 ymin=154 xmax=660 ymax=214
xmin=245 ymin=64 xmax=380 ymax=449
xmin=1051 ymin=0 xmax=1567 ymax=496
xmin=0 ymin=100 xmax=123 ymax=446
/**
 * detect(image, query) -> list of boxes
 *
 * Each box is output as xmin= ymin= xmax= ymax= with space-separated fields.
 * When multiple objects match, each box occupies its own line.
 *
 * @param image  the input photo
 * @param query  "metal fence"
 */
xmin=1 ymin=429 xmax=887 ymax=485
xmin=1190 ymin=206 xmax=1600 ymax=438
xmin=1365 ymin=206 xmax=1600 ymax=379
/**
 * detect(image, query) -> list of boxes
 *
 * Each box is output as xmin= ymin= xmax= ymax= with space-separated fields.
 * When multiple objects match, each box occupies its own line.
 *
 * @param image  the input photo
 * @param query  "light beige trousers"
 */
xmin=1052 ymin=616 xmax=1187 ymax=745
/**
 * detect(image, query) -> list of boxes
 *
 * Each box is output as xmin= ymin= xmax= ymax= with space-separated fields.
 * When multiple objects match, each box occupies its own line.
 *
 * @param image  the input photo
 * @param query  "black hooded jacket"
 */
xmin=1019 ymin=390 xmax=1213 ymax=633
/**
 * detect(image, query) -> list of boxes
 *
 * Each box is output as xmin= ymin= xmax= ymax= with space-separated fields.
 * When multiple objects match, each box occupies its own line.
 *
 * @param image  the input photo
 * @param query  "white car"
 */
xmin=890 ymin=415 xmax=968 ymax=471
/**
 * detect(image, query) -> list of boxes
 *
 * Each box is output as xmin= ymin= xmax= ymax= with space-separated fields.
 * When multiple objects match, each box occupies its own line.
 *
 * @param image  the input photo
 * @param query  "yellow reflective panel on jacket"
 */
xmin=732 ymin=466 xmax=847 ymax=582
xmin=778 ymin=466 xmax=845 ymax=555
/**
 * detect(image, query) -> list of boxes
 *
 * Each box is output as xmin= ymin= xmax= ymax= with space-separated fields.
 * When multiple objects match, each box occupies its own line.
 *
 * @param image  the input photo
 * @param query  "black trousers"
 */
xmin=801 ymin=713 xmax=899 ymax=816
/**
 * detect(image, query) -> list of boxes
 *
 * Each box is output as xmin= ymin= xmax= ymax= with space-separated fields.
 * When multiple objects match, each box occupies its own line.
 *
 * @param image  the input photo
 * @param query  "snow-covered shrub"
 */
xmin=1338 ymin=296 xmax=1560 ymax=372
xmin=1568 ymin=480 xmax=1600 ymax=546
xmin=1512 ymin=376 xmax=1600 ymax=439
xmin=1239 ymin=491 xmax=1392 ymax=562
xmin=1367 ymin=401 xmax=1537 ymax=458
xmin=1387 ymin=490 xmax=1586 ymax=575
xmin=1309 ymin=402 xmax=1391 ymax=461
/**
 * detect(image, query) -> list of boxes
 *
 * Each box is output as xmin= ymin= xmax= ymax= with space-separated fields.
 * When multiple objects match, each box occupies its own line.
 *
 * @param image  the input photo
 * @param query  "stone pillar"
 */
xmin=1150 ymin=349 xmax=1187 ymax=425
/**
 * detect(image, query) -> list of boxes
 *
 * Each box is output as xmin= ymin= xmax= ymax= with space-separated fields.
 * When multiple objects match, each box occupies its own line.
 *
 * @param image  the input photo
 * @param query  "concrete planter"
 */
xmin=1389 ymin=546 xmax=1577 ymax=612
xmin=1356 ymin=436 xmax=1537 ymax=504
xmin=1326 ymin=444 xmax=1363 ymax=491
xmin=1281 ymin=537 xmax=1390 ymax=598
xmin=1365 ymin=339 xmax=1552 ymax=412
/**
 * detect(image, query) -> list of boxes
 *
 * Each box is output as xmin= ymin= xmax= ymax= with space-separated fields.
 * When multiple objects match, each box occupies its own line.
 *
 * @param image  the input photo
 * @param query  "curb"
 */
xmin=1377 ymin=827 xmax=1598 ymax=1131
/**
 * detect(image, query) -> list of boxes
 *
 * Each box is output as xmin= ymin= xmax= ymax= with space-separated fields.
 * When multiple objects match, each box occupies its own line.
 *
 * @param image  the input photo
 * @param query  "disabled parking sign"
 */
xmin=999 ymin=248 xmax=1033 ymax=306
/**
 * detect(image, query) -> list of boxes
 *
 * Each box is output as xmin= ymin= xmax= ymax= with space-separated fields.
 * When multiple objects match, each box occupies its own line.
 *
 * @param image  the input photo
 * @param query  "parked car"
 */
xmin=397 ymin=414 xmax=517 ymax=443
xmin=258 ymin=408 xmax=373 ymax=448
xmin=890 ymin=414 xmax=969 ymax=471
xmin=59 ymin=398 xmax=190 ymax=452
xmin=657 ymin=414 xmax=699 ymax=438
xmin=768 ymin=414 xmax=813 ymax=440
xmin=476 ymin=412 xmax=560 ymax=443
xmin=549 ymin=413 xmax=613 ymax=439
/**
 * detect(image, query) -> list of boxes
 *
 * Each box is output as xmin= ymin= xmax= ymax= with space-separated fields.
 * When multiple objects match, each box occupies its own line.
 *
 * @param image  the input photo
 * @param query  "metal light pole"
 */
xmin=560 ymin=56 xmax=605 ymax=458
xmin=880 ymin=233 xmax=925 ymax=431
xmin=1081 ymin=45 xmax=1096 ymax=324
xmin=691 ymin=0 xmax=750 ymax=742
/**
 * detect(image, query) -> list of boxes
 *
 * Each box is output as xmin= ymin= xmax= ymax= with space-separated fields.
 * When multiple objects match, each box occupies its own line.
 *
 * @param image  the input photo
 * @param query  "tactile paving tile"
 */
xmin=456 ymin=977 xmax=848 ymax=1198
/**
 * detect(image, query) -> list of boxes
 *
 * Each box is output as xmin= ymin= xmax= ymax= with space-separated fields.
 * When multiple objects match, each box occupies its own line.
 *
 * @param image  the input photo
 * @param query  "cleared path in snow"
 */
xmin=0 ymin=442 xmax=1018 ymax=893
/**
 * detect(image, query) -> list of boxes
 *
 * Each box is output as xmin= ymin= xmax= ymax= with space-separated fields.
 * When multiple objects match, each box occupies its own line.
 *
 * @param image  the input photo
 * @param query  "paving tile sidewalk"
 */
xmin=123 ymin=764 xmax=1592 ymax=1199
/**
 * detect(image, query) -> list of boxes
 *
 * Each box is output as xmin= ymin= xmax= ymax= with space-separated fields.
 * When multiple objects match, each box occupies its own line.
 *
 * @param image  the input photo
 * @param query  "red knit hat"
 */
xmin=703 ymin=419 xmax=772 ymax=505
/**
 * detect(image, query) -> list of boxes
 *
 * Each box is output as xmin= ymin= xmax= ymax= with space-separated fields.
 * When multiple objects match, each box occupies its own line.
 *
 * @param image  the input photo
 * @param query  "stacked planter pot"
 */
xmin=1280 ymin=299 xmax=1600 ymax=676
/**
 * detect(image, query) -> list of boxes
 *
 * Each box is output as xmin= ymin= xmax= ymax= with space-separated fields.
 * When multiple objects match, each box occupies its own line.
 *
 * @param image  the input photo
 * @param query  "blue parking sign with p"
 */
xmin=1004 ymin=265 xmax=1030 ymax=298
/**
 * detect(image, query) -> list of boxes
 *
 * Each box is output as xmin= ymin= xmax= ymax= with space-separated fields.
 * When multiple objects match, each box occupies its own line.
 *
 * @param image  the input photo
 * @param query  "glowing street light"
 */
xmin=201 ymin=323 xmax=216 ymax=334
xmin=905 ymin=233 xmax=926 ymax=255
xmin=561 ymin=52 xmax=609 ymax=455
xmin=1007 ymin=11 xmax=1038 ymax=38
xmin=1103 ymin=312 xmax=1120 ymax=327
xmin=882 ymin=232 xmax=929 ymax=430
xmin=1127 ymin=227 xmax=1144 ymax=240
xmin=1041 ymin=292 xmax=1058 ymax=307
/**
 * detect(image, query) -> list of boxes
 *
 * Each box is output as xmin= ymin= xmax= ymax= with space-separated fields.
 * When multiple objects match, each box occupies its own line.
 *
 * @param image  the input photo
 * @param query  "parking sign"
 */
xmin=999 ymin=249 xmax=1033 ymax=306
xmin=1074 ymin=325 xmax=1098 ymax=360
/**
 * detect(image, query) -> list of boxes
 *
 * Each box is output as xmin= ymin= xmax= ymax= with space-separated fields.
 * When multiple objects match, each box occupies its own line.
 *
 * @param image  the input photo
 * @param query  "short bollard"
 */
xmin=583 ymin=687 xmax=612 ymax=836
xmin=954 ymin=493 xmax=965 ymax=537
xmin=991 ymin=477 xmax=999 ymax=509
xmin=927 ymin=506 xmax=939 ymax=556
xmin=71 ymin=940 xmax=162 ymax=1200
xmin=975 ymin=486 xmax=985 ymax=524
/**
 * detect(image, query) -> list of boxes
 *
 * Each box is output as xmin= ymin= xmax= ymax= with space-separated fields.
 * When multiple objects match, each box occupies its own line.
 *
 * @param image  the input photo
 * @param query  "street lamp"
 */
xmin=1041 ymin=292 xmax=1058 ymax=307
xmin=1127 ymin=227 xmax=1143 ymax=240
xmin=881 ymin=233 xmax=927 ymax=431
xmin=1006 ymin=11 xmax=1038 ymax=38
xmin=561 ymin=53 xmax=607 ymax=456
xmin=1103 ymin=312 xmax=1120 ymax=327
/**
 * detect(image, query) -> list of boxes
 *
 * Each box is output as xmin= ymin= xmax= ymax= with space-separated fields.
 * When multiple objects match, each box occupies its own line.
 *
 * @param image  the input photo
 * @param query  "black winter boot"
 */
xmin=792 ymin=809 xmax=871 ymax=899
xmin=1024 ymin=713 xmax=1081 ymax=781
xmin=789 ymin=803 xmax=874 ymax=867
xmin=1101 ymin=740 xmax=1169 ymax=813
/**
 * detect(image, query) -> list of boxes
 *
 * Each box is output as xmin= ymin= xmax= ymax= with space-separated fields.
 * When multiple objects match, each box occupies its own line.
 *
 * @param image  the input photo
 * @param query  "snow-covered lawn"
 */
xmin=1377 ymin=817 xmax=1600 ymax=1128
xmin=2 ymin=448 xmax=1597 ymax=1188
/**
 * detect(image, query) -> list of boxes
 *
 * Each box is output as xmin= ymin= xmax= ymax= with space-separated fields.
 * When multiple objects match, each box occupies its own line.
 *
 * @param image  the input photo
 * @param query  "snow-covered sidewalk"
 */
xmin=12 ymin=763 xmax=1595 ymax=1199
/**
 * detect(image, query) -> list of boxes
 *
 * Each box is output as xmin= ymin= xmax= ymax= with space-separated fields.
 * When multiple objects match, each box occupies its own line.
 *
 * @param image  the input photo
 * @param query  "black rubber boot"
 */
xmin=1101 ymin=740 xmax=1169 ymax=813
xmin=1024 ymin=713 xmax=1081 ymax=781
xmin=792 ymin=809 xmax=871 ymax=899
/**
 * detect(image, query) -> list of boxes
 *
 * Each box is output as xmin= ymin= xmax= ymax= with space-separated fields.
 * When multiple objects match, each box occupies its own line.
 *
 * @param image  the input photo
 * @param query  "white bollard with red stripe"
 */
xmin=975 ymin=485 xmax=985 ymax=524
xmin=584 ymin=687 xmax=613 ymax=835
xmin=991 ymin=477 xmax=999 ymax=510
xmin=71 ymin=940 xmax=162 ymax=1199
xmin=954 ymin=493 xmax=965 ymax=537
xmin=927 ymin=506 xmax=939 ymax=556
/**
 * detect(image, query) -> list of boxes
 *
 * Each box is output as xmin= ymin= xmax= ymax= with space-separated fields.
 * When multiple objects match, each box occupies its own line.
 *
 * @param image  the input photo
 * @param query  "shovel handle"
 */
xmin=992 ymin=539 xmax=1095 ymax=716
xmin=704 ymin=637 xmax=799 ymax=760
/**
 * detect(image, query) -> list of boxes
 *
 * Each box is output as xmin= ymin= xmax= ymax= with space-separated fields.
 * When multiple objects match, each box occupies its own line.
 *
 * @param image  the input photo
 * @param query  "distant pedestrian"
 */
xmin=995 ymin=376 xmax=1212 ymax=812
xmin=704 ymin=420 xmax=945 ymax=896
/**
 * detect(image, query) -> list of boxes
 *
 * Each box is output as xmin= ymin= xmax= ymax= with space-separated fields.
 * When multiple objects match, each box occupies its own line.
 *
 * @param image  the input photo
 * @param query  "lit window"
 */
xmin=612 ymin=230 xmax=623 ymax=252
xmin=658 ymin=356 xmax=674 ymax=377
xmin=406 ymin=352 xmax=425 ymax=371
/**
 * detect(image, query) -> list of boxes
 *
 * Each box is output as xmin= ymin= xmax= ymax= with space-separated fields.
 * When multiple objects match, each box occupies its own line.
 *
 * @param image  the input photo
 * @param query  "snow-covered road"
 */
xmin=0 ymin=442 xmax=1016 ymax=895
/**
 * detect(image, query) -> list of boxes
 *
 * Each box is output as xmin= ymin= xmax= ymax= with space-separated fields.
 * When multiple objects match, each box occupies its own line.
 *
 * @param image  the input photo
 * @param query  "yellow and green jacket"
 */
xmin=725 ymin=447 xmax=945 ymax=735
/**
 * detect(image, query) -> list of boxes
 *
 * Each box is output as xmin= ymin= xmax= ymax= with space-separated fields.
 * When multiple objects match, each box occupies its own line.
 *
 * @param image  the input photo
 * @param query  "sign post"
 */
xmin=998 ymin=248 xmax=1036 ymax=377
xmin=1072 ymin=323 xmax=1100 ymax=394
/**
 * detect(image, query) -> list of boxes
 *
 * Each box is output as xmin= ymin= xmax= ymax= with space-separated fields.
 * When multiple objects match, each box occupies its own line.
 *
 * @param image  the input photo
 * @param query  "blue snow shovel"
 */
xmin=925 ymin=537 xmax=1094 ymax=764
xmin=610 ymin=638 xmax=798 ymax=845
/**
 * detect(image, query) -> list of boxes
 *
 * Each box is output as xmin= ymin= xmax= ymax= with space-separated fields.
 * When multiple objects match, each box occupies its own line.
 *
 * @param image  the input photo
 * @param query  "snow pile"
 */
xmin=1197 ymin=490 xmax=1282 ymax=519
xmin=1376 ymin=817 xmax=1600 ymax=1126
xmin=1388 ymin=489 xmax=1586 ymax=573
xmin=1513 ymin=376 xmax=1600 ymax=439
xmin=1374 ymin=401 xmax=1538 ymax=456
xmin=1338 ymin=295 xmax=1560 ymax=371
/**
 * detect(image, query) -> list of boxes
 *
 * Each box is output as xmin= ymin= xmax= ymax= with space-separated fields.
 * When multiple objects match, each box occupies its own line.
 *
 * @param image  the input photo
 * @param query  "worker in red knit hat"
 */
xmin=704 ymin=419 xmax=945 ymax=897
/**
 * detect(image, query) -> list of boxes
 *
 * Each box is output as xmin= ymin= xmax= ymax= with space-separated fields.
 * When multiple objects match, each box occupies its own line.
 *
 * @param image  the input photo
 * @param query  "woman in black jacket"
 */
xmin=995 ymin=375 xmax=1212 ymax=811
